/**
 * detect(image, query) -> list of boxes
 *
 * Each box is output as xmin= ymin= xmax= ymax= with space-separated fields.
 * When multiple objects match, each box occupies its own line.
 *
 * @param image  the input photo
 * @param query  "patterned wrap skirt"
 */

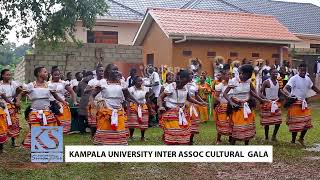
xmin=215 ymin=103 xmax=232 ymax=136
xmin=23 ymin=110 xmax=58 ymax=148
xmin=230 ymin=107 xmax=256 ymax=141
xmin=160 ymin=108 xmax=191 ymax=145
xmin=0 ymin=108 xmax=7 ymax=144
xmin=87 ymin=98 xmax=106 ymax=128
xmin=287 ymin=101 xmax=312 ymax=132
xmin=6 ymin=103 xmax=20 ymax=138
xmin=198 ymin=104 xmax=209 ymax=122
xmin=56 ymin=103 xmax=71 ymax=134
xmin=260 ymin=101 xmax=282 ymax=126
xmin=93 ymin=106 xmax=128 ymax=145
xmin=187 ymin=103 xmax=200 ymax=134
xmin=128 ymin=103 xmax=149 ymax=130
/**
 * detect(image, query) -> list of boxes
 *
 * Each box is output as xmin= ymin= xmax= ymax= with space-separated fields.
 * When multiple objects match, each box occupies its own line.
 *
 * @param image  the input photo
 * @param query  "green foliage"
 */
xmin=0 ymin=42 xmax=32 ymax=72
xmin=0 ymin=0 xmax=108 ymax=45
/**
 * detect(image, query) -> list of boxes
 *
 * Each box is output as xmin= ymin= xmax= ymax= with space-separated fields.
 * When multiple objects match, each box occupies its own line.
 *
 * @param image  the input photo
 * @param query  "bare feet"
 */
xmin=129 ymin=137 xmax=134 ymax=142
xmin=298 ymin=139 xmax=306 ymax=147
xmin=271 ymin=137 xmax=278 ymax=142
xmin=216 ymin=141 xmax=221 ymax=145
xmin=11 ymin=143 xmax=20 ymax=148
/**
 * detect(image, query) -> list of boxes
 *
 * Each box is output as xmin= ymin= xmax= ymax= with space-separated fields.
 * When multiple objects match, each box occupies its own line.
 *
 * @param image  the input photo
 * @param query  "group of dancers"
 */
xmin=0 ymin=61 xmax=319 ymax=153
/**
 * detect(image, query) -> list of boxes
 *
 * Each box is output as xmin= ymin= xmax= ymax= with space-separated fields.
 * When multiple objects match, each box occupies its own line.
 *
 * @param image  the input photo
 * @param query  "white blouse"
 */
xmin=164 ymin=82 xmax=188 ymax=108
xmin=0 ymin=81 xmax=21 ymax=102
xmin=49 ymin=80 xmax=70 ymax=101
xmin=88 ymin=78 xmax=103 ymax=101
xmin=286 ymin=74 xmax=313 ymax=99
xmin=215 ymin=82 xmax=229 ymax=103
xmin=128 ymin=86 xmax=150 ymax=104
xmin=228 ymin=77 xmax=250 ymax=101
xmin=99 ymin=79 xmax=127 ymax=109
xmin=265 ymin=79 xmax=279 ymax=100
xmin=25 ymin=82 xmax=54 ymax=110
xmin=185 ymin=82 xmax=198 ymax=97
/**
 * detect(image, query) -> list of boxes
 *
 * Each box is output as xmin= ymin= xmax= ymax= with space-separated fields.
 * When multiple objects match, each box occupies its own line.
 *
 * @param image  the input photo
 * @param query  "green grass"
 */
xmin=0 ymin=102 xmax=320 ymax=179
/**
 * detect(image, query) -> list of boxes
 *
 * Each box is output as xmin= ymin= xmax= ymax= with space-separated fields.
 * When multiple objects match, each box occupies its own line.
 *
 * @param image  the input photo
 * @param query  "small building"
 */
xmin=133 ymin=8 xmax=300 ymax=75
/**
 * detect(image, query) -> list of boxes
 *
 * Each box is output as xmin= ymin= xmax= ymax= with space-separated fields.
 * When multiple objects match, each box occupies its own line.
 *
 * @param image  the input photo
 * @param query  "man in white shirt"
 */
xmin=145 ymin=66 xmax=160 ymax=127
xmin=232 ymin=61 xmax=240 ymax=79
xmin=283 ymin=63 xmax=320 ymax=147
xmin=146 ymin=67 xmax=161 ymax=98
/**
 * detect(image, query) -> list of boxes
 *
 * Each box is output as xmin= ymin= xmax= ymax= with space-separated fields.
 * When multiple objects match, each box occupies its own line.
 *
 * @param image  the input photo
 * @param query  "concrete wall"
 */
xmin=74 ymin=21 xmax=140 ymax=45
xmin=14 ymin=43 xmax=142 ymax=83
xmin=293 ymin=35 xmax=320 ymax=48
xmin=14 ymin=58 xmax=28 ymax=82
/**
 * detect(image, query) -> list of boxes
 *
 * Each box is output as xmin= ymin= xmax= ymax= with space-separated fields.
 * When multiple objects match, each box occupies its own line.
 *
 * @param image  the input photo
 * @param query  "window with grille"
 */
xmin=207 ymin=51 xmax=216 ymax=57
xmin=252 ymin=53 xmax=260 ymax=58
xmin=272 ymin=54 xmax=280 ymax=58
xmin=87 ymin=31 xmax=118 ymax=44
xmin=183 ymin=50 xmax=192 ymax=56
xmin=230 ymin=52 xmax=238 ymax=57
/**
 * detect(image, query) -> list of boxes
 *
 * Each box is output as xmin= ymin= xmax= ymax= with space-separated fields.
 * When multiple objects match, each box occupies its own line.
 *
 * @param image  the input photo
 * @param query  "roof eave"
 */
xmin=95 ymin=17 xmax=142 ymax=24
xmin=294 ymin=33 xmax=320 ymax=38
xmin=170 ymin=35 xmax=301 ymax=45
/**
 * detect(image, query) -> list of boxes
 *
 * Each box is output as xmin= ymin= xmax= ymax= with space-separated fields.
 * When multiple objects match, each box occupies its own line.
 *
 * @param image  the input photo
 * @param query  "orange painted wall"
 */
xmin=140 ymin=24 xmax=289 ymax=76
xmin=141 ymin=21 xmax=173 ymax=67
xmin=172 ymin=41 xmax=289 ymax=76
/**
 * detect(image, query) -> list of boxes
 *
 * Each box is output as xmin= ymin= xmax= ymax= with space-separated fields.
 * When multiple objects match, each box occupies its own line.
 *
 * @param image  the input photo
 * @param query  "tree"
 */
xmin=0 ymin=0 xmax=108 ymax=45
xmin=0 ymin=42 xmax=16 ymax=66
xmin=0 ymin=43 xmax=32 ymax=73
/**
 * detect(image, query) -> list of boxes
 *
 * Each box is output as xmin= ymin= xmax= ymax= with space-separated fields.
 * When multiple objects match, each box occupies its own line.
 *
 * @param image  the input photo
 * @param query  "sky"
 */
xmin=5 ymin=0 xmax=320 ymax=46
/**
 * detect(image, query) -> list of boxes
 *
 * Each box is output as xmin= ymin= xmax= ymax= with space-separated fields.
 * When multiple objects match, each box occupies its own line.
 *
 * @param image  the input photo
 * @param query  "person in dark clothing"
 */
xmin=126 ymin=68 xmax=137 ymax=88
xmin=77 ymin=71 xmax=94 ymax=134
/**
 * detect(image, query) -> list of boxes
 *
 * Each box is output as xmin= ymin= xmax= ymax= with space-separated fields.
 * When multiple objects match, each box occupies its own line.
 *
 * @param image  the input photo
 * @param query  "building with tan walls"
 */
xmin=74 ymin=0 xmax=319 ymax=52
xmin=133 ymin=8 xmax=300 ymax=75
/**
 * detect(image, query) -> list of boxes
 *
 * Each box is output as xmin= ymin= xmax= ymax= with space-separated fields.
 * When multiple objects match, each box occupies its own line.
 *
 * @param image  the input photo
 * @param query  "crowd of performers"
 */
xmin=0 ymin=60 xmax=319 ymax=153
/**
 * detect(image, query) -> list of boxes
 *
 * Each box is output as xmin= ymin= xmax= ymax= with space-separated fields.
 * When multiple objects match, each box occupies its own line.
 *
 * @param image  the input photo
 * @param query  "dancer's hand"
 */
xmin=62 ymin=100 xmax=69 ymax=106
xmin=200 ymin=102 xmax=208 ymax=106
xmin=230 ymin=102 xmax=239 ymax=108
xmin=262 ymin=99 xmax=271 ymax=103
xmin=158 ymin=106 xmax=166 ymax=114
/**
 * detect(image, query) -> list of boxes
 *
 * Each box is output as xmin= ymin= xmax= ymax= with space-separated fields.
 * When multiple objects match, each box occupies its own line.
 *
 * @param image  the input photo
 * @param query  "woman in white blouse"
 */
xmin=92 ymin=64 xmax=139 ymax=145
xmin=128 ymin=76 xmax=153 ymax=141
xmin=49 ymin=67 xmax=78 ymax=134
xmin=22 ymin=66 xmax=67 ymax=148
xmin=0 ymin=69 xmax=23 ymax=147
